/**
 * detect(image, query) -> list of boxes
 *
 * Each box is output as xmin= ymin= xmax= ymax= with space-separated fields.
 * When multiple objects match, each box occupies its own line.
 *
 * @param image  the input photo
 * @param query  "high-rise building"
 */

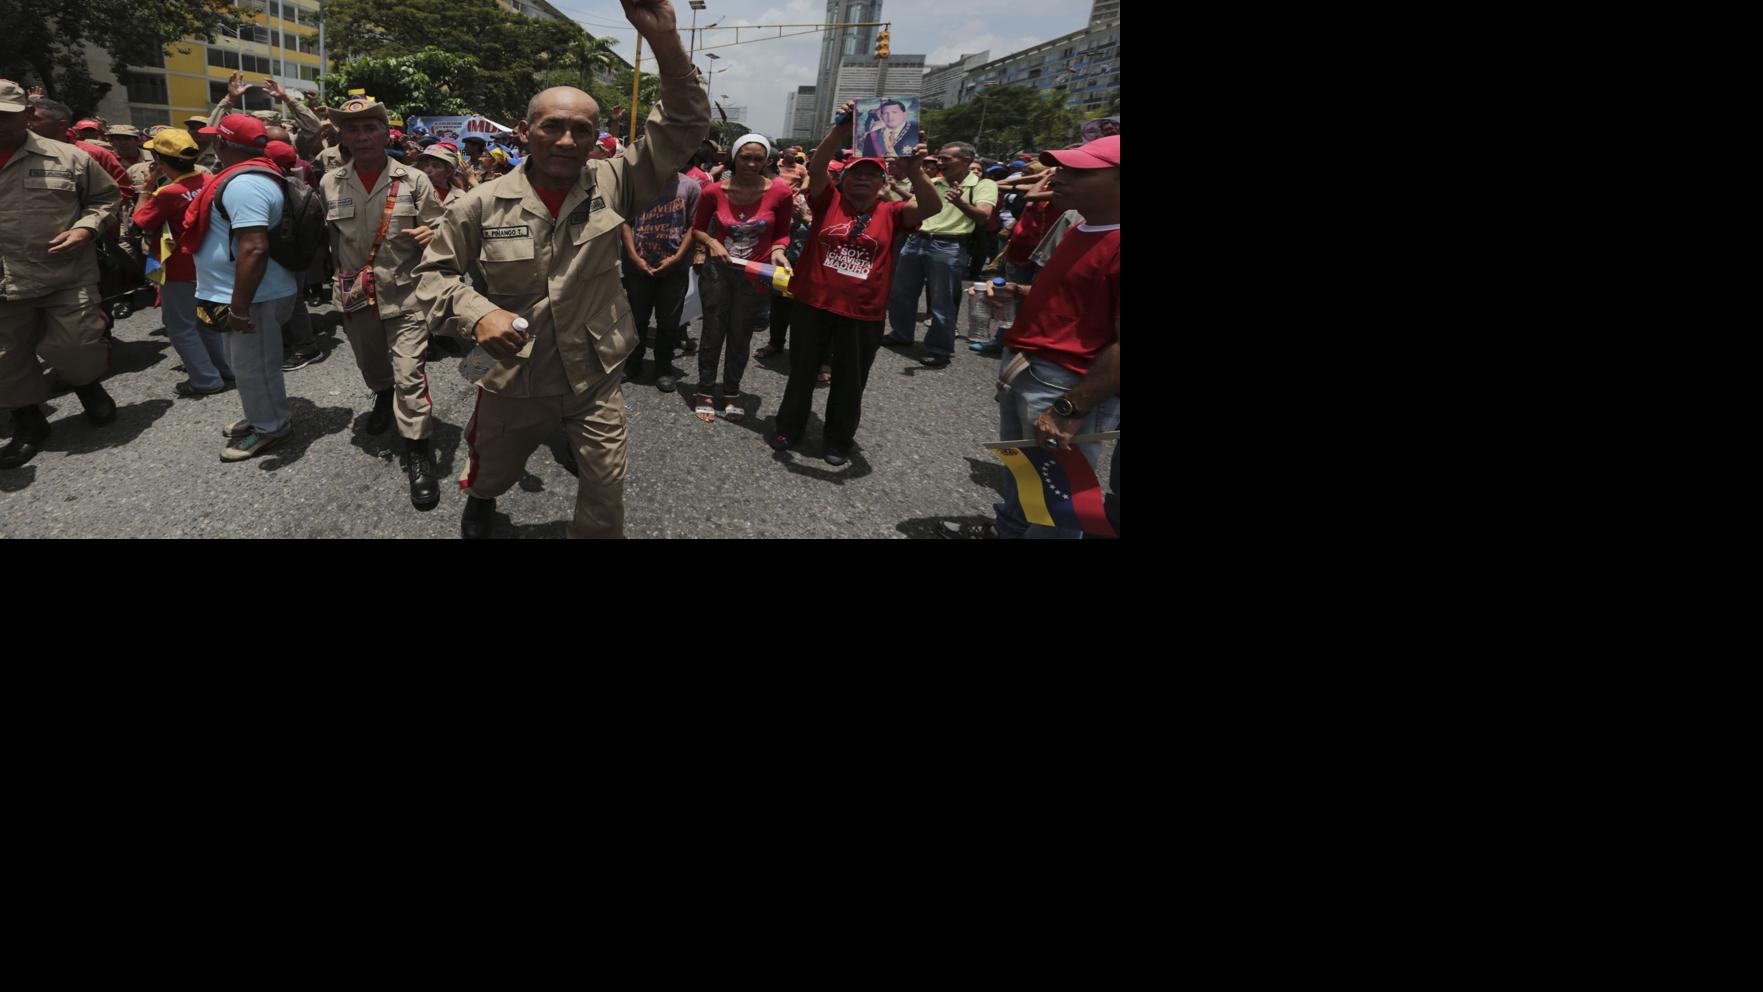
xmin=832 ymin=54 xmax=924 ymax=110
xmin=786 ymin=85 xmax=819 ymax=141
xmin=920 ymin=51 xmax=989 ymax=110
xmin=956 ymin=16 xmax=1119 ymax=114
xmin=1089 ymin=0 xmax=1120 ymax=26
xmin=814 ymin=0 xmax=883 ymax=127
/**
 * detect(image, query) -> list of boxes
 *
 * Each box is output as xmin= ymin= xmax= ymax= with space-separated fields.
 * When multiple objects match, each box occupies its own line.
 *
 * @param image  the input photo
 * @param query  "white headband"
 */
xmin=733 ymin=133 xmax=772 ymax=158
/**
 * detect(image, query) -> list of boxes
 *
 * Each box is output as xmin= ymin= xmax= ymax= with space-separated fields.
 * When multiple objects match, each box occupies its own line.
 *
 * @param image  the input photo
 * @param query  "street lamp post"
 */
xmin=689 ymin=0 xmax=706 ymax=62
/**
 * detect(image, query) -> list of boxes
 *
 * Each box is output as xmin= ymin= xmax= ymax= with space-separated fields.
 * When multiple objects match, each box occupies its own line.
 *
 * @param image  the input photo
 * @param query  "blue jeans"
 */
xmin=887 ymin=235 xmax=967 ymax=358
xmin=224 ymin=295 xmax=296 ymax=436
xmin=994 ymin=348 xmax=1121 ymax=540
xmin=161 ymin=281 xmax=232 ymax=391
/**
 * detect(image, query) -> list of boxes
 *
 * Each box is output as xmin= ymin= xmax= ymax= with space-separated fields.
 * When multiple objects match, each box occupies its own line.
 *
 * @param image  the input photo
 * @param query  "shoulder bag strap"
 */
xmin=364 ymin=179 xmax=401 ymax=269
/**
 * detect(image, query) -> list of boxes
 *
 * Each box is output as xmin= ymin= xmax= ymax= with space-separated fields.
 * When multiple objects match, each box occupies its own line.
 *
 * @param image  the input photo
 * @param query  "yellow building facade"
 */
xmin=120 ymin=0 xmax=324 ymax=130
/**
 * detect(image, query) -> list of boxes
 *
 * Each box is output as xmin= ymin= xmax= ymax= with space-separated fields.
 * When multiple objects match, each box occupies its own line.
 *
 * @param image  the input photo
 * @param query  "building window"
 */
xmin=130 ymin=107 xmax=169 ymax=130
xmin=207 ymin=47 xmax=240 ymax=70
xmin=123 ymin=73 xmax=169 ymax=104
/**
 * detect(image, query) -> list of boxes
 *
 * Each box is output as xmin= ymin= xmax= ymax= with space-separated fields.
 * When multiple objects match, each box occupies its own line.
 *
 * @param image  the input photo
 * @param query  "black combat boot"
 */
xmin=73 ymin=381 xmax=117 ymax=425
xmin=365 ymin=388 xmax=394 ymax=434
xmin=461 ymin=495 xmax=496 ymax=539
xmin=0 ymin=405 xmax=52 ymax=470
xmin=405 ymin=438 xmax=440 ymax=510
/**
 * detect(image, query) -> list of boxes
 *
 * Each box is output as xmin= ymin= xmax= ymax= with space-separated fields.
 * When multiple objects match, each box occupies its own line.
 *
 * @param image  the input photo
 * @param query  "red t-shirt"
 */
xmin=76 ymin=140 xmax=134 ymax=201
xmin=686 ymin=166 xmax=713 ymax=190
xmin=1002 ymin=225 xmax=1120 ymax=375
xmin=0 ymin=148 xmax=13 ymax=171
xmin=1005 ymin=200 xmax=1054 ymax=266
xmin=131 ymin=171 xmax=210 ymax=283
xmin=692 ymin=178 xmax=793 ymax=261
xmin=355 ymin=164 xmax=384 ymax=193
xmin=789 ymin=182 xmax=919 ymax=323
xmin=536 ymin=186 xmax=568 ymax=219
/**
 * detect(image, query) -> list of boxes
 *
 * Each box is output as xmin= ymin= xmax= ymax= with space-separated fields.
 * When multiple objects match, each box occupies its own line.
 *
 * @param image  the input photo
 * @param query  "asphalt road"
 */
xmin=1 ymin=292 xmax=1114 ymax=538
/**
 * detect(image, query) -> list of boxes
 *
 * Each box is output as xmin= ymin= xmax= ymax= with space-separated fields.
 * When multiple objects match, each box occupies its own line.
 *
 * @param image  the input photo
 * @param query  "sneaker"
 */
xmin=281 ymin=351 xmax=317 ymax=372
xmin=175 ymin=379 xmax=229 ymax=398
xmin=920 ymin=354 xmax=951 ymax=368
xmin=970 ymin=339 xmax=1002 ymax=356
xmin=767 ymin=432 xmax=796 ymax=452
xmin=656 ymin=373 xmax=677 ymax=393
xmin=222 ymin=418 xmax=252 ymax=438
xmin=221 ymin=431 xmax=281 ymax=462
xmin=824 ymin=448 xmax=848 ymax=466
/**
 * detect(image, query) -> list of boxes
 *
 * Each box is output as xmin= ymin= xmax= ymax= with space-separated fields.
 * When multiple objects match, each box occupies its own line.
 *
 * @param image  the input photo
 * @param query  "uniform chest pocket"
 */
xmin=327 ymin=199 xmax=356 ymax=221
xmin=391 ymin=198 xmax=418 ymax=218
xmin=25 ymin=176 xmax=77 ymax=194
xmin=480 ymin=236 xmax=539 ymax=294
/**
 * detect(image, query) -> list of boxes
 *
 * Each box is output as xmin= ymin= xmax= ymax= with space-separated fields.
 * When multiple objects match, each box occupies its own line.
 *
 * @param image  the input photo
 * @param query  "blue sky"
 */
xmin=542 ymin=0 xmax=1096 ymax=136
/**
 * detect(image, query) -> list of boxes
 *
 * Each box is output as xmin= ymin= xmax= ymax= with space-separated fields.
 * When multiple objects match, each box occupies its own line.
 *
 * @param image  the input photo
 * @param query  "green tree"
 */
xmin=320 ymin=0 xmax=591 ymax=122
xmin=561 ymin=34 xmax=623 ymax=91
xmin=323 ymin=47 xmax=476 ymax=121
xmin=921 ymin=85 xmax=1080 ymax=160
xmin=0 ymin=0 xmax=243 ymax=116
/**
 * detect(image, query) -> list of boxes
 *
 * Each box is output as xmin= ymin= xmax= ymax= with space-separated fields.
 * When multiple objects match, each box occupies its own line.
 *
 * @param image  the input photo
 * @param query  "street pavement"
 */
xmin=1 ymin=294 xmax=1114 ymax=538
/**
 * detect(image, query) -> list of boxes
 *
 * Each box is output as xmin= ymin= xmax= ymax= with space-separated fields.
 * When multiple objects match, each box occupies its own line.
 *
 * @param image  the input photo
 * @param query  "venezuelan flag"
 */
xmin=728 ymin=258 xmax=793 ymax=298
xmin=991 ymin=444 xmax=1117 ymax=537
xmin=144 ymin=227 xmax=176 ymax=286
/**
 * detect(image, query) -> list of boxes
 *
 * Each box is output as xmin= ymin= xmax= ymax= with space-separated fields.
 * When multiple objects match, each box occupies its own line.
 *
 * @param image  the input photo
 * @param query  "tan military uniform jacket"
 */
xmin=0 ymin=131 xmax=121 ymax=300
xmin=317 ymin=145 xmax=345 ymax=171
xmin=320 ymin=159 xmax=444 ymax=319
xmin=126 ymin=159 xmax=155 ymax=195
xmin=414 ymin=67 xmax=710 ymax=398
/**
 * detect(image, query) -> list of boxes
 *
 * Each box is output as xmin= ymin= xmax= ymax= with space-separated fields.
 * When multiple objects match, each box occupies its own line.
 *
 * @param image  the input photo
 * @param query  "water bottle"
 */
xmin=986 ymin=277 xmax=1017 ymax=328
xmin=962 ymin=282 xmax=993 ymax=340
xmin=460 ymin=317 xmax=531 ymax=383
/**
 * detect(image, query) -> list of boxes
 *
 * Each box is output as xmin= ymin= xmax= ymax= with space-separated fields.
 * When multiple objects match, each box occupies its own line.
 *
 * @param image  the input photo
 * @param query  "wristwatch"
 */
xmin=1051 ymin=396 xmax=1086 ymax=419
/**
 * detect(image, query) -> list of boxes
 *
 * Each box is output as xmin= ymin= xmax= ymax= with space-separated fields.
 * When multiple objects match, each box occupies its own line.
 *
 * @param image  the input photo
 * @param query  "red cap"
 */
xmin=843 ymin=156 xmax=887 ymax=174
xmin=1040 ymin=135 xmax=1118 ymax=170
xmin=598 ymin=133 xmax=618 ymax=153
xmin=264 ymin=140 xmax=297 ymax=170
xmin=387 ymin=128 xmax=404 ymax=143
xmin=74 ymin=119 xmax=103 ymax=133
xmin=825 ymin=159 xmax=846 ymax=173
xmin=199 ymin=113 xmax=269 ymax=149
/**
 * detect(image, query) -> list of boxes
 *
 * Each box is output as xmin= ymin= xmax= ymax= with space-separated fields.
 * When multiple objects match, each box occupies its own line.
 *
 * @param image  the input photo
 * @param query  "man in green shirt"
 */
xmin=883 ymin=141 xmax=996 ymax=367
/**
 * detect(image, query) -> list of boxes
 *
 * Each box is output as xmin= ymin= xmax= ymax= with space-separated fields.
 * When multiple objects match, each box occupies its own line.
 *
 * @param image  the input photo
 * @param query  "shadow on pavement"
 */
xmin=0 ymin=465 xmax=36 ymax=492
xmin=769 ymin=439 xmax=873 ymax=485
xmin=258 ymin=397 xmax=352 ymax=471
xmin=896 ymin=515 xmax=998 ymax=540
xmin=107 ymin=338 xmax=172 ymax=376
xmin=49 ymin=399 xmax=174 ymax=456
xmin=965 ymin=456 xmax=1012 ymax=498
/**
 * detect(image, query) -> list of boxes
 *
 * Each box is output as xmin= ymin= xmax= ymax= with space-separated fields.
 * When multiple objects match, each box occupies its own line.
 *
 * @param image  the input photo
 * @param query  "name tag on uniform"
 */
xmin=329 ymin=197 xmax=354 ymax=210
xmin=567 ymin=205 xmax=591 ymax=226
xmin=31 ymin=168 xmax=76 ymax=180
xmin=590 ymin=197 xmax=605 ymax=212
xmin=484 ymin=226 xmax=531 ymax=240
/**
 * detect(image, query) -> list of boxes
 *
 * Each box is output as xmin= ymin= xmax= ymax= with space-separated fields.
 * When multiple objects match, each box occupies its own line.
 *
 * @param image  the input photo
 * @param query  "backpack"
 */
xmin=214 ymin=166 xmax=326 ymax=271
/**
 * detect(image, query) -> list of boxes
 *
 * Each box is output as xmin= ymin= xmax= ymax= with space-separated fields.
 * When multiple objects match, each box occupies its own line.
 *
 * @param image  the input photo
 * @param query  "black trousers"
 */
xmin=774 ymin=300 xmax=883 ymax=451
xmin=765 ymin=290 xmax=792 ymax=351
xmin=623 ymin=264 xmax=690 ymax=368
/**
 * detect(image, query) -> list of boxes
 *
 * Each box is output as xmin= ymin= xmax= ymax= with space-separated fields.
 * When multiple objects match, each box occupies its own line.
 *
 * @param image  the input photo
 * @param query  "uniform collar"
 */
xmin=347 ymin=157 xmax=406 ymax=198
xmin=501 ymin=160 xmax=592 ymax=228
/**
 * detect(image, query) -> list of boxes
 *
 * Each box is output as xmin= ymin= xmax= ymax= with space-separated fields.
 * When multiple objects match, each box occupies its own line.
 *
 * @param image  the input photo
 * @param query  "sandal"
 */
xmin=817 ymin=365 xmax=832 ymax=383
xmin=693 ymin=393 xmax=717 ymax=424
xmin=722 ymin=399 xmax=745 ymax=423
xmin=755 ymin=344 xmax=782 ymax=359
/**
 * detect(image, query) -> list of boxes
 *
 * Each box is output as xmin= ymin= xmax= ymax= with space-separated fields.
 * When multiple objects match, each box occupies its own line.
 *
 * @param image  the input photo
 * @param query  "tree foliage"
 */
xmin=921 ymin=85 xmax=1082 ymax=160
xmin=0 ymin=0 xmax=242 ymax=116
xmin=319 ymin=0 xmax=626 ymax=124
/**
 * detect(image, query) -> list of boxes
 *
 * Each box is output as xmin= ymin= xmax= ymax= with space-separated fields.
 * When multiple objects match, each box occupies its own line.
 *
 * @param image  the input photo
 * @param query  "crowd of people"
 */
xmin=0 ymin=0 xmax=1118 ymax=539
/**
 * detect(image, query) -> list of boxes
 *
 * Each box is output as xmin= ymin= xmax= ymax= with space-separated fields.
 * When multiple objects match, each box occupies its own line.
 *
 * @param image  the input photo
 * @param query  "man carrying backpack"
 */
xmin=320 ymin=97 xmax=445 ymax=509
xmin=183 ymin=113 xmax=300 ymax=462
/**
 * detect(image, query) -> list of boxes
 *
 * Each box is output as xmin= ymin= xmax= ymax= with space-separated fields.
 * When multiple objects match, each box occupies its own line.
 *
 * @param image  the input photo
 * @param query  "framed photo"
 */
xmin=853 ymin=96 xmax=922 ymax=159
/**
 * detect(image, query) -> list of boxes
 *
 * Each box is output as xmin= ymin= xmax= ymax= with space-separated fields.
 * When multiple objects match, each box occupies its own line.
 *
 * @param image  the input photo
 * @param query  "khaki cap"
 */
xmin=328 ymin=97 xmax=388 ymax=124
xmin=1 ymin=78 xmax=30 ymax=112
xmin=105 ymin=124 xmax=142 ymax=138
xmin=249 ymin=109 xmax=284 ymax=124
xmin=184 ymin=115 xmax=208 ymax=126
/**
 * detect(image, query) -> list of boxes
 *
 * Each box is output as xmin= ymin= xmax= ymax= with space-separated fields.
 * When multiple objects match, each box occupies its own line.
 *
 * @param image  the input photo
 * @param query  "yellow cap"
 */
xmin=145 ymin=129 xmax=200 ymax=160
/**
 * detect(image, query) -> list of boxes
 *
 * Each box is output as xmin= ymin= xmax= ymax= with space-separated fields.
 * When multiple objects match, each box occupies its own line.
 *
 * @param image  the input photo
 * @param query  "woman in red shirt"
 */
xmin=688 ymin=133 xmax=794 ymax=423
xmin=130 ymin=129 xmax=231 ymax=397
xmin=767 ymin=100 xmax=943 ymax=465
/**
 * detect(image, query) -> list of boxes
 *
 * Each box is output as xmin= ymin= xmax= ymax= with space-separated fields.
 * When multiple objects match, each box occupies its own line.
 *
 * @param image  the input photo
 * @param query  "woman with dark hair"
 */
xmin=688 ymin=132 xmax=793 ymax=423
xmin=767 ymin=101 xmax=942 ymax=465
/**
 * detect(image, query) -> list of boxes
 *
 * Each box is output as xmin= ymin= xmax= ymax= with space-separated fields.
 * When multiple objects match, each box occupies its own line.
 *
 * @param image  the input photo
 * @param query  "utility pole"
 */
xmin=628 ymin=34 xmax=643 ymax=146
xmin=318 ymin=0 xmax=327 ymax=103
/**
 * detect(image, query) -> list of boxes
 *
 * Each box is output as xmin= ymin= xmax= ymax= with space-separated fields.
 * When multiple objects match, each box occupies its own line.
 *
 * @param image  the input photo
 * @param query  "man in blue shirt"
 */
xmin=193 ymin=114 xmax=299 ymax=462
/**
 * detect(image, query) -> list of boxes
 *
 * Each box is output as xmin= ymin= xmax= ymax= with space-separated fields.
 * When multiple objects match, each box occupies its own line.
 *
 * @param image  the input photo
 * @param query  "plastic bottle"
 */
xmin=986 ymin=277 xmax=1017 ymax=328
xmin=460 ymin=317 xmax=532 ymax=383
xmin=962 ymin=282 xmax=993 ymax=340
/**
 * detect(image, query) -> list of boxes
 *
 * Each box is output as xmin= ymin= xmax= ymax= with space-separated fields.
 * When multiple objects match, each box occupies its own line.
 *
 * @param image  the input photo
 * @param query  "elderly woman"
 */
xmin=767 ymin=101 xmax=942 ymax=465
xmin=415 ymin=144 xmax=473 ymax=203
xmin=687 ymin=132 xmax=794 ymax=423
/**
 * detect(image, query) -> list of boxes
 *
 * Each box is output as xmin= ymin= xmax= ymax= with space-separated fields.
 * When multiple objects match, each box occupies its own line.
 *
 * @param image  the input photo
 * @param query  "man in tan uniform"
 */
xmin=322 ymin=97 xmax=447 ymax=509
xmin=414 ymin=0 xmax=709 ymax=539
xmin=0 ymin=78 xmax=122 ymax=470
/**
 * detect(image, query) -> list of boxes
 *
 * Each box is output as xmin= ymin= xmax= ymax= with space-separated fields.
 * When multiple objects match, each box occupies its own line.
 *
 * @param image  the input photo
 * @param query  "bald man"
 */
xmin=414 ymin=0 xmax=709 ymax=539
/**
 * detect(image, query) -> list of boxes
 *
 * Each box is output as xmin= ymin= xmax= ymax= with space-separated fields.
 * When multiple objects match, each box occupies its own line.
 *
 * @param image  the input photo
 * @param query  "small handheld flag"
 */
xmin=725 ymin=257 xmax=793 ymax=298
xmin=986 ymin=435 xmax=1118 ymax=537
